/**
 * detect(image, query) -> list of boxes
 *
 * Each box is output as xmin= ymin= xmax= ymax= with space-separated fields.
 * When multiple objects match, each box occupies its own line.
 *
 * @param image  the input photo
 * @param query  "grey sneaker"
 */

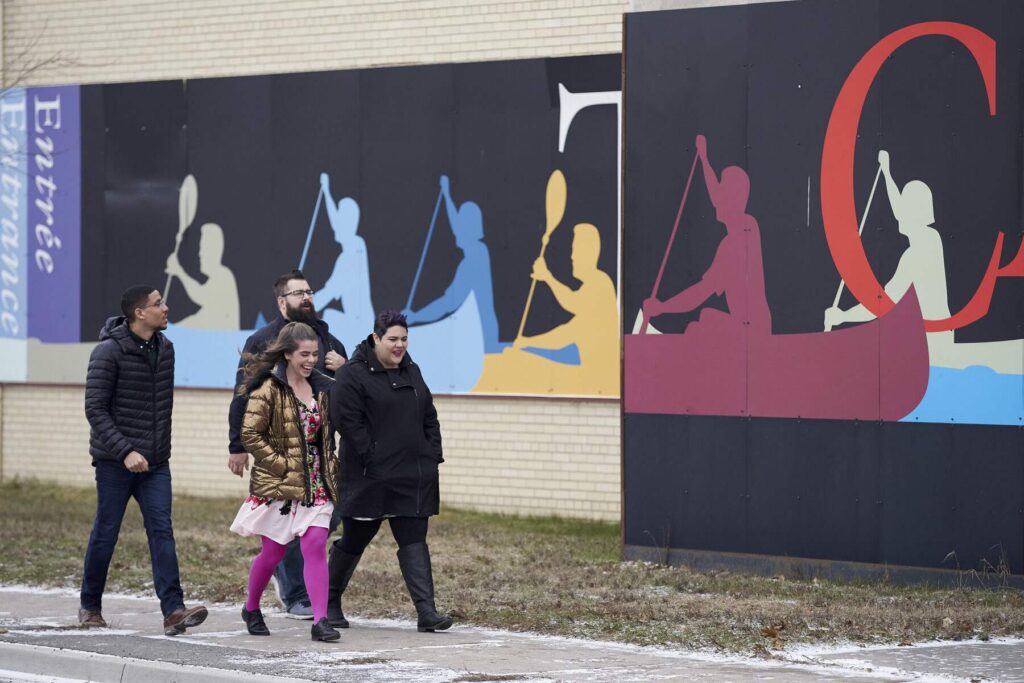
xmin=285 ymin=601 xmax=314 ymax=620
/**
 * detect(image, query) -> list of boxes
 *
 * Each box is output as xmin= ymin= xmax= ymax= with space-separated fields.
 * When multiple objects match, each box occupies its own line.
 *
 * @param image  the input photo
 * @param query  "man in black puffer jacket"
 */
xmin=80 ymin=285 xmax=208 ymax=637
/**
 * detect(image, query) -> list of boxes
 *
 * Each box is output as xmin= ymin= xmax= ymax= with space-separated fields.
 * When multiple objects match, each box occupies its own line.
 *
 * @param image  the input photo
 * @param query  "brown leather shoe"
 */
xmin=78 ymin=608 xmax=107 ymax=628
xmin=163 ymin=605 xmax=208 ymax=636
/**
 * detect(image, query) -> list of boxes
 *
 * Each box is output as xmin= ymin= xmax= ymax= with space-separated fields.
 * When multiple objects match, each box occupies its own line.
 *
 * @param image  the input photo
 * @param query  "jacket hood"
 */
xmin=350 ymin=335 xmax=414 ymax=373
xmin=99 ymin=316 xmax=130 ymax=342
xmin=99 ymin=316 xmax=167 ymax=352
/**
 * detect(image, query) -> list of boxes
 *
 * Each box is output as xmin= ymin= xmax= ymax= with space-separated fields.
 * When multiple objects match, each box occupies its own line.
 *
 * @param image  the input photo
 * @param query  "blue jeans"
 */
xmin=273 ymin=502 xmax=343 ymax=608
xmin=272 ymin=540 xmax=309 ymax=608
xmin=80 ymin=461 xmax=184 ymax=617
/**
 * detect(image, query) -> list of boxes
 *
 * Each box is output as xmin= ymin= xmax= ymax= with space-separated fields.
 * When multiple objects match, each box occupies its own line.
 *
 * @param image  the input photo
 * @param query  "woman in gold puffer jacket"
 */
xmin=242 ymin=366 xmax=339 ymax=502
xmin=229 ymin=322 xmax=342 ymax=643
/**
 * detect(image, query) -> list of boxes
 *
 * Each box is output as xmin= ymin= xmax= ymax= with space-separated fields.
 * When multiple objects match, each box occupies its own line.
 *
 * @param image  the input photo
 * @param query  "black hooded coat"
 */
xmin=84 ymin=316 xmax=175 ymax=467
xmin=330 ymin=336 xmax=443 ymax=518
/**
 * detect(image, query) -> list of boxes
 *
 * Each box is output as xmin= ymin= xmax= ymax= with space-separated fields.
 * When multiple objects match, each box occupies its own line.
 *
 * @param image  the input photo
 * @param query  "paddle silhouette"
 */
xmin=642 ymin=134 xmax=772 ymax=338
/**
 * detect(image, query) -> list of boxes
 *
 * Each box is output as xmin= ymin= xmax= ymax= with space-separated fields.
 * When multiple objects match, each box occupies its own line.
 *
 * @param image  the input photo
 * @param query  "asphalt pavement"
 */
xmin=1 ymin=586 xmax=1021 ymax=682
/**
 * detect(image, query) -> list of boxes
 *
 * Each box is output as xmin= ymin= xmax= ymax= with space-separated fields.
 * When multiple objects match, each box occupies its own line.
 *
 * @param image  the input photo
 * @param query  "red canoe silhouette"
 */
xmin=624 ymin=289 xmax=930 ymax=421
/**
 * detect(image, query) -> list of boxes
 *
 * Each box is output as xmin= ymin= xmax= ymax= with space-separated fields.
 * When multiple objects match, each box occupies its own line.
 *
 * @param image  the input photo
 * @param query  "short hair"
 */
xmin=273 ymin=269 xmax=306 ymax=297
xmin=121 ymin=285 xmax=158 ymax=322
xmin=374 ymin=309 xmax=408 ymax=337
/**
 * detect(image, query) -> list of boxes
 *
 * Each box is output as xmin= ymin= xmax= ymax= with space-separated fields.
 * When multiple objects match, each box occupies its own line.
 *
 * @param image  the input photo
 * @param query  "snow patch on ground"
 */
xmin=6 ymin=629 xmax=137 ymax=638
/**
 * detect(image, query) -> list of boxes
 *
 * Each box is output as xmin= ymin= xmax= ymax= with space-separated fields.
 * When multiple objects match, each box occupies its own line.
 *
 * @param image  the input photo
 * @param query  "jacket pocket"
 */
xmin=266 ymin=451 xmax=289 ymax=478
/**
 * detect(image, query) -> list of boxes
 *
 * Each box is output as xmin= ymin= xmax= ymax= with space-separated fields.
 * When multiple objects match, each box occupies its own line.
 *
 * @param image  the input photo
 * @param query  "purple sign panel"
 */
xmin=27 ymin=85 xmax=80 ymax=342
xmin=0 ymin=87 xmax=28 ymax=346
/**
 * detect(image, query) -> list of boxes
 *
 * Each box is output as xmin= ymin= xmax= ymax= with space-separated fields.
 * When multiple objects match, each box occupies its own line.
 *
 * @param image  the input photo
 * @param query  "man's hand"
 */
xmin=228 ymin=452 xmax=249 ymax=477
xmin=164 ymin=252 xmax=182 ymax=277
xmin=695 ymin=134 xmax=707 ymax=158
xmin=324 ymin=350 xmax=345 ymax=372
xmin=643 ymin=296 xmax=665 ymax=319
xmin=531 ymin=256 xmax=552 ymax=283
xmin=824 ymin=306 xmax=845 ymax=331
xmin=878 ymin=149 xmax=890 ymax=173
xmin=124 ymin=451 xmax=149 ymax=473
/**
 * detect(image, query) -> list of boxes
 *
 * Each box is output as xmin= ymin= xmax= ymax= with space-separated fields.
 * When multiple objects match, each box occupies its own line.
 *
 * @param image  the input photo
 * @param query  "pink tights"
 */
xmin=245 ymin=526 xmax=330 ymax=622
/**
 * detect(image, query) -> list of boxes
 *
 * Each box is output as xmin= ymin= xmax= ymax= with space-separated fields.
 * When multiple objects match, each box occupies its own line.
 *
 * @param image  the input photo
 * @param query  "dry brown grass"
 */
xmin=1 ymin=478 xmax=1021 ymax=654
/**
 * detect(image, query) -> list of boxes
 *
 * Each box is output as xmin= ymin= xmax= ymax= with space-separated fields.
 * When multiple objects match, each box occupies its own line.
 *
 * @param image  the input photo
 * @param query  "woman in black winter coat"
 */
xmin=326 ymin=310 xmax=453 ymax=632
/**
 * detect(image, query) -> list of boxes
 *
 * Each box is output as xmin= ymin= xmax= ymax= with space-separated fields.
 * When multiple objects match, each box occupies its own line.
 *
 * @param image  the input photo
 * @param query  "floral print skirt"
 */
xmin=230 ymin=440 xmax=334 ymax=545
xmin=230 ymin=495 xmax=333 ymax=546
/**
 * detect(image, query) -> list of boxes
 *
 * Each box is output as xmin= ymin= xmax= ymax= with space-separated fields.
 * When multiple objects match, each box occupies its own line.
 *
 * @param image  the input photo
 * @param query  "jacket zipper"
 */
xmin=413 ymin=385 xmax=421 ymax=515
xmin=150 ymin=347 xmax=158 ymax=466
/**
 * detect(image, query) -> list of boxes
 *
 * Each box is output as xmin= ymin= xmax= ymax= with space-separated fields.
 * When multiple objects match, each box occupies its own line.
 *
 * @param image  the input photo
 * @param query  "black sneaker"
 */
xmin=311 ymin=617 xmax=340 ymax=642
xmin=242 ymin=607 xmax=270 ymax=636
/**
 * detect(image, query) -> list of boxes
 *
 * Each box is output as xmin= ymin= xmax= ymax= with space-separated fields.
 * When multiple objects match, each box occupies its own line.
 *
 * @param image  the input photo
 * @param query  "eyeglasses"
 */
xmin=282 ymin=289 xmax=314 ymax=299
xmin=139 ymin=299 xmax=167 ymax=310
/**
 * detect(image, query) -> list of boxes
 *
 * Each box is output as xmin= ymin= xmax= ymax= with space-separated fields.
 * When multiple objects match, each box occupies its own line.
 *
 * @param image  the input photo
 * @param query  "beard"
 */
xmin=285 ymin=300 xmax=318 ymax=325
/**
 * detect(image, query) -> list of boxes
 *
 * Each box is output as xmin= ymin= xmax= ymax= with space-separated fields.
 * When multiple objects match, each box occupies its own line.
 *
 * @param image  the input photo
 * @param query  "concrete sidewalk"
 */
xmin=1 ymin=586 xmax=1021 ymax=682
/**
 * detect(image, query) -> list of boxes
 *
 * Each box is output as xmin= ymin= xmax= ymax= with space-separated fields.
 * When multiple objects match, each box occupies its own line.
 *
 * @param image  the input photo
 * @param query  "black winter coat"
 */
xmin=330 ymin=336 xmax=443 ymax=518
xmin=84 ymin=317 xmax=174 ymax=467
xmin=228 ymin=316 xmax=346 ymax=454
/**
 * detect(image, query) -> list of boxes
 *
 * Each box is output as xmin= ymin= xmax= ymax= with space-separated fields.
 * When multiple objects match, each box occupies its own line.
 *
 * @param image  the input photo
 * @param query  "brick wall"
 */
xmin=0 ymin=0 xmax=791 ymax=519
xmin=0 ymin=0 xmax=626 ymax=520
xmin=1 ymin=384 xmax=621 ymax=520
xmin=2 ymin=0 xmax=627 ymax=86
xmin=0 ymin=0 xmax=643 ymax=521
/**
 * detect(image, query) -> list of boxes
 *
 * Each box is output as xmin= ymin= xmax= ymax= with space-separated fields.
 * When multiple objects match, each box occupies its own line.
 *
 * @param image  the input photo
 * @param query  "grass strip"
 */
xmin=1 ymin=478 xmax=1020 ymax=653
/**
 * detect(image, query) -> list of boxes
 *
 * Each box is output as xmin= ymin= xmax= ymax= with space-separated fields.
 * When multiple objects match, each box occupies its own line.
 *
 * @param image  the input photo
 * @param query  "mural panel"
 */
xmin=623 ymin=0 xmax=1023 ymax=427
xmin=623 ymin=0 xmax=1023 ymax=574
xmin=1 ymin=85 xmax=81 ymax=381
xmin=21 ymin=55 xmax=621 ymax=396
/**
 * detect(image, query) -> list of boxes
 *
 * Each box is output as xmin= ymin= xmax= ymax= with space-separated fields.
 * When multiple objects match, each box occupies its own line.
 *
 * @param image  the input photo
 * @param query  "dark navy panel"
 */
xmin=747 ymin=418 xmax=882 ymax=564
xmin=625 ymin=414 xmax=1022 ymax=574
xmin=624 ymin=414 xmax=748 ymax=553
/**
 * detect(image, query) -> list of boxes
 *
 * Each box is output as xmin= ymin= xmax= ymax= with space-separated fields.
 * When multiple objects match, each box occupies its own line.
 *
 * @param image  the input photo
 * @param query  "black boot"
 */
xmin=397 ymin=542 xmax=453 ymax=632
xmin=327 ymin=541 xmax=362 ymax=628
xmin=311 ymin=617 xmax=340 ymax=642
xmin=241 ymin=607 xmax=270 ymax=636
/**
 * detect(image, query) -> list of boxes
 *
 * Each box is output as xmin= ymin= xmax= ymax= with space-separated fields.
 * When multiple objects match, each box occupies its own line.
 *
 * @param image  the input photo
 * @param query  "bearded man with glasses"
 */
xmin=227 ymin=269 xmax=347 ymax=619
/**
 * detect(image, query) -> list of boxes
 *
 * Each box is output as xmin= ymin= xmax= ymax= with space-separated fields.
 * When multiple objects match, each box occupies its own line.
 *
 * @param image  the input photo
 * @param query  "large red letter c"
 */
xmin=820 ymin=22 xmax=1020 ymax=333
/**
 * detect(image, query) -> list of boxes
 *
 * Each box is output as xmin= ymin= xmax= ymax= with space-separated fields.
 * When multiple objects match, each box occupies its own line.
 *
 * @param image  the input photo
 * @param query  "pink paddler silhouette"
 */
xmin=626 ymin=135 xmax=929 ymax=421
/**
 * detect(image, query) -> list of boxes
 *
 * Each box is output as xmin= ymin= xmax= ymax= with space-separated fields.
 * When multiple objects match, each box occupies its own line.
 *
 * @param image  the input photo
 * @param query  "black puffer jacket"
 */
xmin=84 ymin=316 xmax=174 ymax=467
xmin=330 ymin=336 xmax=443 ymax=518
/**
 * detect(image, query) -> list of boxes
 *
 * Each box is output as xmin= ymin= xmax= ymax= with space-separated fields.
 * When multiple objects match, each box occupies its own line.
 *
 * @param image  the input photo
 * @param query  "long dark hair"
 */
xmin=237 ymin=322 xmax=318 ymax=394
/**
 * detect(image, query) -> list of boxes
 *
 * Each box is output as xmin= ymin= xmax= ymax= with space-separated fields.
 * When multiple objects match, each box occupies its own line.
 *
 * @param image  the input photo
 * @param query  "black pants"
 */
xmin=337 ymin=516 xmax=428 ymax=554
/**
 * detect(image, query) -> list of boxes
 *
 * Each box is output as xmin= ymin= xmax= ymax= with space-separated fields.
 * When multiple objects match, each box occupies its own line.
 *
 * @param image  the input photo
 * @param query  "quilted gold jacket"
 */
xmin=241 ymin=365 xmax=339 ymax=503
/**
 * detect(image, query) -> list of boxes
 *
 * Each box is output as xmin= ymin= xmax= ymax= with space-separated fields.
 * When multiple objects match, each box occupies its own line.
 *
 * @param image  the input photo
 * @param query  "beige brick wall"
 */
xmin=2 ymin=0 xmax=628 ymax=86
xmin=0 ymin=0 xmax=789 ymax=520
xmin=0 ymin=384 xmax=620 ymax=521
xmin=0 ymin=0 xmax=636 ymax=521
